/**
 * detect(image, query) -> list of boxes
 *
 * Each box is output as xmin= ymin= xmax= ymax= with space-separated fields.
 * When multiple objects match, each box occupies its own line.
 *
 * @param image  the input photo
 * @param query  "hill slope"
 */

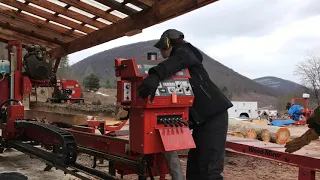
xmin=254 ymin=76 xmax=306 ymax=94
xmin=71 ymin=40 xmax=279 ymax=106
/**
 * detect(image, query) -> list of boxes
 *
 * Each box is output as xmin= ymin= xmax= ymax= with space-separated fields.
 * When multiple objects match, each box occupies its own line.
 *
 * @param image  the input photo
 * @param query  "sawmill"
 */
xmin=0 ymin=0 xmax=320 ymax=180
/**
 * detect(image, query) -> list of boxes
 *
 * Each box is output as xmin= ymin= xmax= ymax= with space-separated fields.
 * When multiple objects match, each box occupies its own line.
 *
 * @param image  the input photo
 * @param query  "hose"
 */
xmin=0 ymin=99 xmax=22 ymax=109
xmin=0 ymin=71 xmax=6 ymax=81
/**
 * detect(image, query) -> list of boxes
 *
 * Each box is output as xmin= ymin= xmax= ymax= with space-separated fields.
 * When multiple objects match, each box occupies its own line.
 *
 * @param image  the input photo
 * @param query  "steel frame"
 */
xmin=225 ymin=136 xmax=320 ymax=180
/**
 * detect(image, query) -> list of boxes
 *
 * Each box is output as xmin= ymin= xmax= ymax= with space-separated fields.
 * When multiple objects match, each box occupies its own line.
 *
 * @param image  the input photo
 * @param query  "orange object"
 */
xmin=172 ymin=91 xmax=177 ymax=103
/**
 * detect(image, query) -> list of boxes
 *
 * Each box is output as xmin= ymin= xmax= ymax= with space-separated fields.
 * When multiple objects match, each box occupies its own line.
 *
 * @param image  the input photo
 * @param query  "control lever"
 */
xmin=167 ymin=119 xmax=174 ymax=127
xmin=173 ymin=120 xmax=179 ymax=127
xmin=163 ymin=121 xmax=168 ymax=127
xmin=177 ymin=120 xmax=184 ymax=127
xmin=181 ymin=121 xmax=188 ymax=126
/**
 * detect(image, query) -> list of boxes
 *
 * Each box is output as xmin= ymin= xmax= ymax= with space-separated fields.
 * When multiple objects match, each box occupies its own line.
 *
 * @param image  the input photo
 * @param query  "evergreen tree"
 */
xmin=83 ymin=73 xmax=100 ymax=91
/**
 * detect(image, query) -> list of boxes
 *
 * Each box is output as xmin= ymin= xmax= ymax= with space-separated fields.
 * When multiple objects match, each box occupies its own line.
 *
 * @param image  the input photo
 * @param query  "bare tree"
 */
xmin=294 ymin=52 xmax=320 ymax=105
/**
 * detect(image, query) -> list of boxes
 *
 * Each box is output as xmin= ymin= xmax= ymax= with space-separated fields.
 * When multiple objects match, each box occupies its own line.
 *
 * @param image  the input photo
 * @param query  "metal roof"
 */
xmin=0 ymin=0 xmax=218 ymax=59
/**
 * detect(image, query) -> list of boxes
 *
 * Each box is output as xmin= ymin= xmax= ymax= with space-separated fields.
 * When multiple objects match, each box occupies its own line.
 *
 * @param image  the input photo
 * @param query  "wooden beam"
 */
xmin=25 ymin=0 xmax=105 ymax=29
xmin=1 ymin=0 xmax=94 ymax=33
xmin=131 ymin=0 xmax=154 ymax=7
xmin=0 ymin=14 xmax=72 ymax=44
xmin=0 ymin=19 xmax=65 ymax=46
xmin=94 ymin=0 xmax=138 ymax=16
xmin=0 ymin=7 xmax=82 ymax=39
xmin=50 ymin=0 xmax=219 ymax=59
xmin=59 ymin=0 xmax=121 ymax=23
xmin=0 ymin=27 xmax=58 ymax=49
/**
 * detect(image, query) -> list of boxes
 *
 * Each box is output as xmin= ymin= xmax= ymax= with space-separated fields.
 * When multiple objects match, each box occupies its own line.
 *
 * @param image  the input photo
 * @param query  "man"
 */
xmin=137 ymin=29 xmax=233 ymax=180
xmin=285 ymin=106 xmax=320 ymax=153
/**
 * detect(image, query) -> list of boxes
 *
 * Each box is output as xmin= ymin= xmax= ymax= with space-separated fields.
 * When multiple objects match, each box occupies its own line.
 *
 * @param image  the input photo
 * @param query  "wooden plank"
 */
xmin=59 ymin=0 xmax=121 ymax=23
xmin=94 ymin=0 xmax=138 ymax=16
xmin=49 ymin=0 xmax=219 ymax=58
xmin=1 ymin=0 xmax=94 ymax=33
xmin=24 ymin=110 xmax=89 ymax=125
xmin=0 ymin=7 xmax=82 ymax=39
xmin=131 ymin=0 xmax=154 ymax=7
xmin=0 ymin=12 xmax=71 ymax=44
xmin=0 ymin=28 xmax=58 ymax=49
xmin=26 ymin=0 xmax=105 ymax=29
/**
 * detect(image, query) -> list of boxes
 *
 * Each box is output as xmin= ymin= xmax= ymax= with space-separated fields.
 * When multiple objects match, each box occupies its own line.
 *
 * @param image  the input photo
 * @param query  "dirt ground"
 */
xmin=2 ymin=88 xmax=319 ymax=179
xmin=1 ymin=149 xmax=320 ymax=180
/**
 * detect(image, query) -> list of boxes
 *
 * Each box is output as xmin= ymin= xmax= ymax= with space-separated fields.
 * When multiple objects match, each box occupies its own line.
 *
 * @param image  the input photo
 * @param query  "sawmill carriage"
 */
xmin=0 ymin=0 xmax=320 ymax=180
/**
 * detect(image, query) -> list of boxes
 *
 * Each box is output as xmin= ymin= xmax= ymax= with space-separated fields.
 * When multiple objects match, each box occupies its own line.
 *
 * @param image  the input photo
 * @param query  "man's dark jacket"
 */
xmin=148 ymin=43 xmax=233 ymax=125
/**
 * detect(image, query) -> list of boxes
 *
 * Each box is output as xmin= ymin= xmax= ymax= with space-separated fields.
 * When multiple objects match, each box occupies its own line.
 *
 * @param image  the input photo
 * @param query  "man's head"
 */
xmin=154 ymin=29 xmax=185 ymax=58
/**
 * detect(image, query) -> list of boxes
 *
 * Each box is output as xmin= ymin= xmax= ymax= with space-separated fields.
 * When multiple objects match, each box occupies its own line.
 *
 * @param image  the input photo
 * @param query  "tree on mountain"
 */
xmin=83 ymin=73 xmax=100 ymax=91
xmin=56 ymin=56 xmax=71 ymax=79
xmin=294 ymin=53 xmax=320 ymax=105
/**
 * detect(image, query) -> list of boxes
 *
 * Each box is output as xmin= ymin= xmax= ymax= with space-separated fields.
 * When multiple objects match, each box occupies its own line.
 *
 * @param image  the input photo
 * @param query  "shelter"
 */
xmin=0 ymin=0 xmax=218 ymax=60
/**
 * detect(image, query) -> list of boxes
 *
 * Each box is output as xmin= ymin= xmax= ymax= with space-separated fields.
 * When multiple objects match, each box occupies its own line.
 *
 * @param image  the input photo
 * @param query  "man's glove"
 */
xmin=137 ymin=74 xmax=160 ymax=101
xmin=284 ymin=128 xmax=319 ymax=153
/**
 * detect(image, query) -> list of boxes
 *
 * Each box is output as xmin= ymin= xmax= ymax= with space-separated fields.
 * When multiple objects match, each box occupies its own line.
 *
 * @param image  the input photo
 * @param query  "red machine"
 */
xmin=67 ymin=55 xmax=196 ymax=179
xmin=48 ymin=79 xmax=84 ymax=104
xmin=1 ymin=41 xmax=320 ymax=180
xmin=289 ymin=94 xmax=313 ymax=125
xmin=0 ymin=41 xmax=77 ymax=167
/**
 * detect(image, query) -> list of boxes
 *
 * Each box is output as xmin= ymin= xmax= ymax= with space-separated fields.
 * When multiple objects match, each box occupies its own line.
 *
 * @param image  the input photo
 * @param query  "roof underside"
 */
xmin=0 ymin=0 xmax=218 ymax=59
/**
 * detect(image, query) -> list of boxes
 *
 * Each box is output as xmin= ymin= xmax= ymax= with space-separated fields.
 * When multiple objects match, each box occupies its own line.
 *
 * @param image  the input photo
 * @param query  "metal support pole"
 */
xmin=10 ymin=52 xmax=15 ymax=105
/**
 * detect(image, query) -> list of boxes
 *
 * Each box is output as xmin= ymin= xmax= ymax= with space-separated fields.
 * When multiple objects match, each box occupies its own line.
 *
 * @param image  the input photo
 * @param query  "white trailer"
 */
xmin=228 ymin=101 xmax=259 ymax=119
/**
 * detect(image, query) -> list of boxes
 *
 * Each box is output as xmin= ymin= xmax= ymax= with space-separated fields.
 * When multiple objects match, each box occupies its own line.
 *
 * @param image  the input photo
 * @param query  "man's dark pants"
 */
xmin=186 ymin=111 xmax=228 ymax=180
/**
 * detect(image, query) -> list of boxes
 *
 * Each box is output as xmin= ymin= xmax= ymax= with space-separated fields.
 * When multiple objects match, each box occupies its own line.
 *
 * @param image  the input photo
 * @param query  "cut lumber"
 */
xmin=24 ymin=110 xmax=89 ymax=125
xmin=228 ymin=119 xmax=290 ymax=144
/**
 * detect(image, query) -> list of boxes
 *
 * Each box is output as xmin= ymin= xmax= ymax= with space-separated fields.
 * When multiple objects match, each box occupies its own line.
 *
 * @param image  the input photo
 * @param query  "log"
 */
xmin=228 ymin=119 xmax=290 ymax=144
xmin=256 ymin=129 xmax=271 ymax=142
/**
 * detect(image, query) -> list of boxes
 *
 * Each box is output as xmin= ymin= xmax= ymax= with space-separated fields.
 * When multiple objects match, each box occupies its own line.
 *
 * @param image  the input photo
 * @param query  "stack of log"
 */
xmin=228 ymin=119 xmax=291 ymax=145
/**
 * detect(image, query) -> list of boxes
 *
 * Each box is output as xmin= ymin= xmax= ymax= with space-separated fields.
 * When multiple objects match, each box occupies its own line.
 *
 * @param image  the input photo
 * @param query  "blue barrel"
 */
xmin=0 ymin=60 xmax=10 ymax=75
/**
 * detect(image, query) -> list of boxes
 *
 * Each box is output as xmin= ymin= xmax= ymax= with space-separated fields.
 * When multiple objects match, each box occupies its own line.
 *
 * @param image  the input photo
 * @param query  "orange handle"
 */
xmin=172 ymin=91 xmax=177 ymax=103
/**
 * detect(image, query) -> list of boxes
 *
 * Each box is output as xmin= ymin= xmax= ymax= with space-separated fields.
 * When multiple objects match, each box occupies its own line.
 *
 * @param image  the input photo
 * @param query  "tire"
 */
xmin=0 ymin=172 xmax=28 ymax=180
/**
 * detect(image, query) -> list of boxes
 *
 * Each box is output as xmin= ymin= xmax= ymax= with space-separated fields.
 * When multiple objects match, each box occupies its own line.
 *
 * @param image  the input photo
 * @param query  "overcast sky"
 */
xmin=68 ymin=0 xmax=320 ymax=83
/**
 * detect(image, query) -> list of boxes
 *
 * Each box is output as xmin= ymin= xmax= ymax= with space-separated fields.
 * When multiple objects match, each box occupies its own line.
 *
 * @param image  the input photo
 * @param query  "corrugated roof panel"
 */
xmin=28 ymin=3 xmax=55 ymax=14
xmin=81 ymin=0 xmax=110 ymax=11
xmin=49 ymin=21 xmax=72 ymax=30
xmin=58 ymin=14 xmax=82 ymax=24
xmin=74 ymin=30 xmax=87 ymax=35
xmin=110 ymin=10 xmax=128 ymax=18
xmin=96 ymin=18 xmax=113 ymax=25
xmin=125 ymin=3 xmax=142 ymax=11
xmin=69 ymin=6 xmax=95 ymax=18
xmin=47 ymin=0 xmax=67 ymax=7
xmin=21 ymin=11 xmax=47 ymax=21
xmin=85 ymin=24 xmax=99 ymax=30
xmin=0 ymin=2 xmax=18 ymax=11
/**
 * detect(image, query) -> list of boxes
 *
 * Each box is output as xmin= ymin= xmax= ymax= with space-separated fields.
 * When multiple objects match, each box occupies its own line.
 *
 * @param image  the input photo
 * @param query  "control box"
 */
xmin=115 ymin=58 xmax=196 ymax=154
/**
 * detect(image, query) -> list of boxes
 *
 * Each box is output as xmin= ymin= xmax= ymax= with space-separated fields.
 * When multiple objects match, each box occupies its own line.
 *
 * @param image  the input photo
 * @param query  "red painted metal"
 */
xmin=0 ymin=78 xmax=9 ymax=105
xmin=226 ymin=136 xmax=320 ymax=180
xmin=68 ymin=129 xmax=169 ymax=178
xmin=87 ymin=119 xmax=128 ymax=132
xmin=3 ymin=105 xmax=24 ymax=139
xmin=157 ymin=126 xmax=195 ymax=151
xmin=115 ymin=58 xmax=195 ymax=155
xmin=54 ymin=79 xmax=83 ymax=103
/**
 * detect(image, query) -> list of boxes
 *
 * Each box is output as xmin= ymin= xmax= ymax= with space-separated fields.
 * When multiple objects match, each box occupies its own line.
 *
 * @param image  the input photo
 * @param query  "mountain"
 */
xmin=254 ymin=76 xmax=306 ymax=94
xmin=71 ymin=40 xmax=280 ymax=106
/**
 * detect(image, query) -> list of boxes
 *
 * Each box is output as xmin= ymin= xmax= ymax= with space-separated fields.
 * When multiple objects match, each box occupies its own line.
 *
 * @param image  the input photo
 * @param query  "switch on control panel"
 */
xmin=123 ymin=82 xmax=131 ymax=101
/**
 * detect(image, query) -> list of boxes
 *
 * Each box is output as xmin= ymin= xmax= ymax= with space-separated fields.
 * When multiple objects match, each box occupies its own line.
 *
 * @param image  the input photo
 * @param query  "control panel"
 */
xmin=135 ymin=61 xmax=188 ymax=76
xmin=123 ymin=82 xmax=132 ymax=101
xmin=155 ymin=79 xmax=193 ymax=97
xmin=157 ymin=115 xmax=188 ymax=127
